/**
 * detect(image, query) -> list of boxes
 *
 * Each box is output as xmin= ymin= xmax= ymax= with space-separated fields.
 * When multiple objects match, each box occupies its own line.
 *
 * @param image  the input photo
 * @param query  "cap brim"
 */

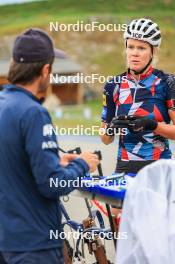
xmin=54 ymin=48 xmax=67 ymax=59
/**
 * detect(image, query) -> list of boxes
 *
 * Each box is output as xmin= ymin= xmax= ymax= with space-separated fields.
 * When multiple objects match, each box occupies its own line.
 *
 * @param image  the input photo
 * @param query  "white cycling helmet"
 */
xmin=124 ymin=18 xmax=161 ymax=47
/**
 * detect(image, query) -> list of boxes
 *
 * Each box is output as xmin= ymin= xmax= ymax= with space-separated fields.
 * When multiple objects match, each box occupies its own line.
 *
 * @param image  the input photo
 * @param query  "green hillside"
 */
xmin=0 ymin=0 xmax=174 ymax=83
xmin=0 ymin=0 xmax=175 ymax=34
xmin=0 ymin=0 xmax=174 ymax=128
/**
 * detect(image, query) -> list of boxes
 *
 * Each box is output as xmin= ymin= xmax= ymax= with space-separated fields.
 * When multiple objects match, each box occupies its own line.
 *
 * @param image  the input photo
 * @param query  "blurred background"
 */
xmin=0 ymin=0 xmax=175 ymax=131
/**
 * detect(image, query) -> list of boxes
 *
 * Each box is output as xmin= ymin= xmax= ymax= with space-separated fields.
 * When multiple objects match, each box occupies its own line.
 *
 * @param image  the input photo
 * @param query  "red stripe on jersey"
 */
xmin=113 ymin=92 xmax=119 ymax=103
xmin=153 ymin=148 xmax=162 ymax=160
xmin=121 ymin=80 xmax=129 ymax=89
xmin=139 ymin=66 xmax=153 ymax=80
xmin=151 ymin=78 xmax=157 ymax=96
xmin=121 ymin=147 xmax=129 ymax=160
xmin=124 ymin=94 xmax=133 ymax=104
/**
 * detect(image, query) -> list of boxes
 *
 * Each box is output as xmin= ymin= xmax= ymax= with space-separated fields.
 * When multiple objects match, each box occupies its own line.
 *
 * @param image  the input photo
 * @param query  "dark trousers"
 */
xmin=0 ymin=248 xmax=64 ymax=264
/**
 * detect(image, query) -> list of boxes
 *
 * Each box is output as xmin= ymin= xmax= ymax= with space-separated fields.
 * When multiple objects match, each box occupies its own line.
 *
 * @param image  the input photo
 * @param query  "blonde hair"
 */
xmin=152 ymin=47 xmax=159 ymax=67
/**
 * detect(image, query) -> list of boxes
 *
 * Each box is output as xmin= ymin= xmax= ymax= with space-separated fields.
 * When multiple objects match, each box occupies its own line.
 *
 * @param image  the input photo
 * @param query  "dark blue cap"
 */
xmin=13 ymin=28 xmax=66 ymax=63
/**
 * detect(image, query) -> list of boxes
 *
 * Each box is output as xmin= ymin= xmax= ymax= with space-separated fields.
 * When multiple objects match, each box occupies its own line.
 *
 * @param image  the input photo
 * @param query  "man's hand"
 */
xmin=60 ymin=154 xmax=78 ymax=167
xmin=79 ymin=152 xmax=100 ymax=172
xmin=110 ymin=115 xmax=158 ymax=132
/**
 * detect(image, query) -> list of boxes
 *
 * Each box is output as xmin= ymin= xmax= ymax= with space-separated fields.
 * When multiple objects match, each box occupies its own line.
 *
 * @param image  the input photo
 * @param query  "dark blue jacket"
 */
xmin=0 ymin=84 xmax=89 ymax=251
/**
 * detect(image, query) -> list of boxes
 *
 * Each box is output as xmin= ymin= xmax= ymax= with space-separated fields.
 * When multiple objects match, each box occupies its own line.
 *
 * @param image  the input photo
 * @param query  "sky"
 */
xmin=0 ymin=0 xmax=45 ymax=5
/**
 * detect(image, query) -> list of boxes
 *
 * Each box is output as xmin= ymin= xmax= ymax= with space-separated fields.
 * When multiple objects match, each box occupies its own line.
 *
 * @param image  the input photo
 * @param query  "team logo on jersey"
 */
xmin=103 ymin=94 xmax=107 ymax=106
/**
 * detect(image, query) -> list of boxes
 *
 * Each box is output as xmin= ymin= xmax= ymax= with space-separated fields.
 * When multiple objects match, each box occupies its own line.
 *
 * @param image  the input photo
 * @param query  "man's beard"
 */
xmin=37 ymin=78 xmax=49 ymax=103
xmin=38 ymin=78 xmax=48 ymax=93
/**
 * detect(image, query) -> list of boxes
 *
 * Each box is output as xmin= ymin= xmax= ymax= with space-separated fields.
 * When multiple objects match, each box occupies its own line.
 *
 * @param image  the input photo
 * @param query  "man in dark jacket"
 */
xmin=0 ymin=28 xmax=99 ymax=264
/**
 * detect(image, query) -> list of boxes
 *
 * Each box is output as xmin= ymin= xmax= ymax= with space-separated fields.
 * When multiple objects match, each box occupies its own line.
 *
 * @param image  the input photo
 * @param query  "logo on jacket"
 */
xmin=43 ymin=124 xmax=55 ymax=136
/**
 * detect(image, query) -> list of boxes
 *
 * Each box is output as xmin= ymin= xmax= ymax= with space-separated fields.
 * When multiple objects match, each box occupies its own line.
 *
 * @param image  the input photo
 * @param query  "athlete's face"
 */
xmin=126 ymin=39 xmax=153 ymax=72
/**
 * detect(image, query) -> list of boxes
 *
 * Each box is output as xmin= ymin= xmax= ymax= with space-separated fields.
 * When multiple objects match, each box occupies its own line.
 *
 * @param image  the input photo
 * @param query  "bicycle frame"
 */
xmin=59 ymin=146 xmax=114 ymax=264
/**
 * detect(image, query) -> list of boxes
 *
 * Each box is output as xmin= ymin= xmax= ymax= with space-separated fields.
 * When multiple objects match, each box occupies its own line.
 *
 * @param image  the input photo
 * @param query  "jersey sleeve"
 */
xmin=101 ymin=80 xmax=117 ymax=124
xmin=165 ymin=74 xmax=175 ymax=110
xmin=21 ymin=106 xmax=89 ymax=199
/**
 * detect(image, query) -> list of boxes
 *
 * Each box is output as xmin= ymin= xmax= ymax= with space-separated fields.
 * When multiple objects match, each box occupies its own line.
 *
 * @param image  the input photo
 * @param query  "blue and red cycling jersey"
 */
xmin=101 ymin=66 xmax=175 ymax=164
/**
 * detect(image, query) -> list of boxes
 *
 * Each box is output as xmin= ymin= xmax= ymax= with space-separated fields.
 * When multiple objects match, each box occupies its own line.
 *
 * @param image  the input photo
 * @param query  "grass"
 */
xmin=51 ymin=99 xmax=102 ymax=133
xmin=0 ymin=0 xmax=175 ymax=131
xmin=0 ymin=0 xmax=175 ymax=34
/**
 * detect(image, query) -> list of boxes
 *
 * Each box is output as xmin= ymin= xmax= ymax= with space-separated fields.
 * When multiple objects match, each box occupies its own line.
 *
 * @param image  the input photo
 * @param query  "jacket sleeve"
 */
xmin=21 ymin=106 xmax=89 ymax=199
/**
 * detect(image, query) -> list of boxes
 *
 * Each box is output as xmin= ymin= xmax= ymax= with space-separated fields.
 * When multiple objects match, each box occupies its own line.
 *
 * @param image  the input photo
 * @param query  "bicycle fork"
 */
xmin=82 ymin=217 xmax=109 ymax=264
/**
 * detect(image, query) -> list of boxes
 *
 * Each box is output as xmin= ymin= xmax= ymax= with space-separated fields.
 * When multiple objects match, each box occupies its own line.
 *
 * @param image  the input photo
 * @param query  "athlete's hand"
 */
xmin=110 ymin=115 xmax=158 ymax=132
xmin=127 ymin=116 xmax=158 ymax=132
xmin=105 ymin=115 xmax=130 ymax=136
xmin=79 ymin=152 xmax=100 ymax=172
xmin=105 ymin=123 xmax=118 ymax=136
xmin=110 ymin=115 xmax=131 ymax=129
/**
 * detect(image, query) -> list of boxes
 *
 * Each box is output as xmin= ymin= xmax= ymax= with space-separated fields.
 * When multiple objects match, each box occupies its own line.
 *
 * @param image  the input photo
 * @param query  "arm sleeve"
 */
xmin=165 ymin=74 xmax=175 ymax=110
xmin=101 ymin=81 xmax=117 ymax=124
xmin=21 ymin=106 xmax=89 ymax=199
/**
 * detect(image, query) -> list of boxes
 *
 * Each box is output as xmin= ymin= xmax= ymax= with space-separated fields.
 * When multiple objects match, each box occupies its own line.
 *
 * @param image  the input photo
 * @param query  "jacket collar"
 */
xmin=4 ymin=84 xmax=44 ymax=104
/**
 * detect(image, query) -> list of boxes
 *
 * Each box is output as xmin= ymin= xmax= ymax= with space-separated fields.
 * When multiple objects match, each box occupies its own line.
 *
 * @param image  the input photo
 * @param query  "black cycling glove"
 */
xmin=110 ymin=115 xmax=158 ymax=132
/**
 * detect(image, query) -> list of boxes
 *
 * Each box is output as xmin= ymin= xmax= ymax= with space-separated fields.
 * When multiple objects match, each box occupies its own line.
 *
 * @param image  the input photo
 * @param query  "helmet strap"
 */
xmin=129 ymin=57 xmax=152 ymax=75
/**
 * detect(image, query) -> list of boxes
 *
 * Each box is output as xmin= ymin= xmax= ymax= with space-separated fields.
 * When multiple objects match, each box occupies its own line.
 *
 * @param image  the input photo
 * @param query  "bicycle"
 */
xmin=59 ymin=146 xmax=125 ymax=264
